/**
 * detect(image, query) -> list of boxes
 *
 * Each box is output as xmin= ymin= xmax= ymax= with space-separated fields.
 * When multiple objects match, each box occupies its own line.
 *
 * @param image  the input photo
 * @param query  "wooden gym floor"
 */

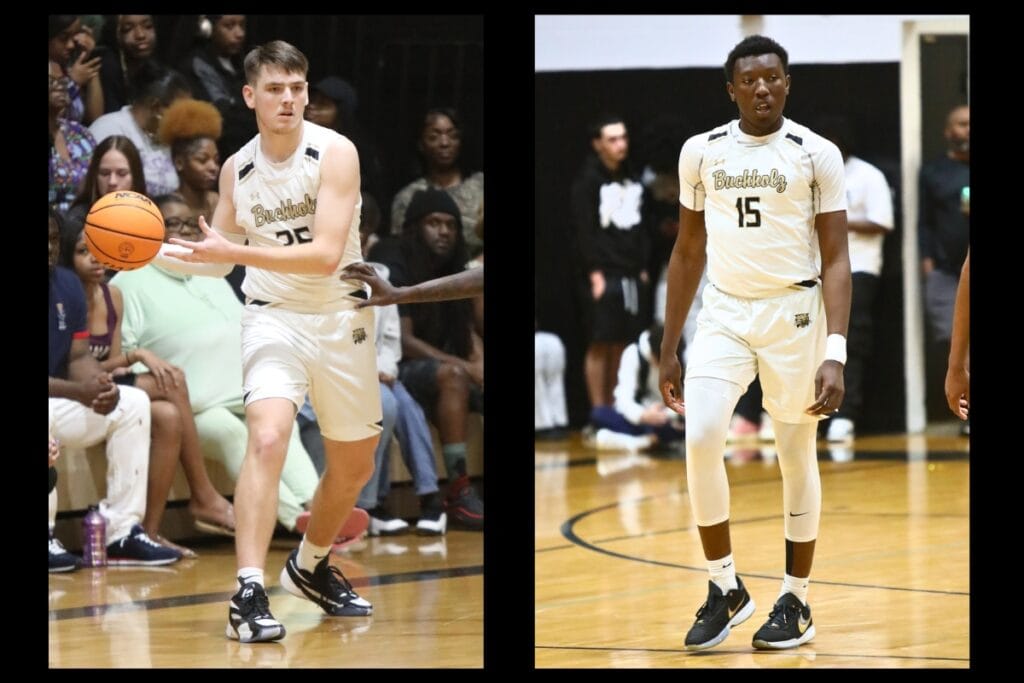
xmin=49 ymin=531 xmax=482 ymax=668
xmin=535 ymin=430 xmax=969 ymax=668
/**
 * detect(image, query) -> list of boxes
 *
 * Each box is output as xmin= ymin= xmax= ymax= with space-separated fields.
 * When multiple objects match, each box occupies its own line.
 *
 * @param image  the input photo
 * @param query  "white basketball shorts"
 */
xmin=241 ymin=302 xmax=383 ymax=441
xmin=684 ymin=283 xmax=826 ymax=424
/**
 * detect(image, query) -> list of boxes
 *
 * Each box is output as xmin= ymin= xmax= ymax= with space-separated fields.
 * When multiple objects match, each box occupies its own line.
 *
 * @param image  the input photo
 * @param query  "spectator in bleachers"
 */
xmin=389 ymin=107 xmax=484 ymax=256
xmin=62 ymin=135 xmax=146 ymax=238
xmin=48 ymin=206 xmax=180 ymax=567
xmin=60 ymin=214 xmax=235 ymax=557
xmin=97 ymin=15 xmax=160 ymax=115
xmin=89 ymin=60 xmax=191 ymax=197
xmin=376 ymin=188 xmax=484 ymax=529
xmin=158 ymin=98 xmax=222 ymax=219
xmin=179 ymin=15 xmax=257 ymax=160
xmin=306 ymin=76 xmax=386 ymax=207
xmin=49 ymin=15 xmax=103 ymax=125
xmin=49 ymin=61 xmax=96 ymax=213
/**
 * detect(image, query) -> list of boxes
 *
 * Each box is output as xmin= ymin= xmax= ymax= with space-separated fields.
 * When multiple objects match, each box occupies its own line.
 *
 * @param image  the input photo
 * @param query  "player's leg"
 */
xmin=679 ymin=285 xmax=758 ymax=650
xmin=227 ymin=305 xmax=313 ymax=642
xmin=280 ymin=305 xmax=381 ymax=616
xmin=752 ymin=285 xmax=825 ymax=649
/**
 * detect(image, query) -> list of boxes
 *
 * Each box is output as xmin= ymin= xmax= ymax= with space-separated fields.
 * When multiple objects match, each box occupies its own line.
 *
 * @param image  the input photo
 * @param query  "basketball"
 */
xmin=84 ymin=191 xmax=165 ymax=271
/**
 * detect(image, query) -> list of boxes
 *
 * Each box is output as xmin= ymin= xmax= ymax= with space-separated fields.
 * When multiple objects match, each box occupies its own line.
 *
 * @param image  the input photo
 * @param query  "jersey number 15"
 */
xmin=735 ymin=197 xmax=761 ymax=227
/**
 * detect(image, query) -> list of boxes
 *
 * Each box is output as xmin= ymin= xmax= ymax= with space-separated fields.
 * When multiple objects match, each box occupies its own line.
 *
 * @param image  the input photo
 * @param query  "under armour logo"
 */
xmin=353 ymin=327 xmax=367 ymax=344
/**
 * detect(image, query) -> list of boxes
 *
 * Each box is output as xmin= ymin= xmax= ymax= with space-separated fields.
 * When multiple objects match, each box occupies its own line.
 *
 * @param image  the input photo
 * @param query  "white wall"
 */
xmin=535 ymin=15 xmax=968 ymax=71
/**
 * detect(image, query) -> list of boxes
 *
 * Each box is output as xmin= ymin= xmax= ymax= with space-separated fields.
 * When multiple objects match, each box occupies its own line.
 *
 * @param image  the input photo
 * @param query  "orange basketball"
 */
xmin=84 ymin=191 xmax=165 ymax=271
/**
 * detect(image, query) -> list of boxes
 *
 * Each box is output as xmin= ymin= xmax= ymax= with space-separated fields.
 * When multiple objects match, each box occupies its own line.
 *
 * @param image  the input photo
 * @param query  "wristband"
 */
xmin=825 ymin=334 xmax=847 ymax=365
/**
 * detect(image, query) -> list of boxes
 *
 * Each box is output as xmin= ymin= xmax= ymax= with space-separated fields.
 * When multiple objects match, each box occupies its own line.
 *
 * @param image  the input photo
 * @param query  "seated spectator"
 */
xmin=60 ymin=214 xmax=235 ymax=557
xmin=49 ymin=61 xmax=96 ymax=213
xmin=377 ymin=188 xmax=484 ymax=529
xmin=158 ymin=98 xmax=222 ymax=219
xmin=48 ymin=207 xmax=180 ymax=567
xmin=89 ymin=60 xmax=191 ymax=197
xmin=179 ymin=15 xmax=256 ymax=160
xmin=63 ymin=135 xmax=147 ymax=234
xmin=306 ymin=76 xmax=386 ymax=204
xmin=535 ymin=323 xmax=569 ymax=440
xmin=389 ymin=107 xmax=484 ymax=256
xmin=590 ymin=323 xmax=685 ymax=451
xmin=48 ymin=15 xmax=103 ymax=124
xmin=97 ymin=15 xmax=160 ymax=115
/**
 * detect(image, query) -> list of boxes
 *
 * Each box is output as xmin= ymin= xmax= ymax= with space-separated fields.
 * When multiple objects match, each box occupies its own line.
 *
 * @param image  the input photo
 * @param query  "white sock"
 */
xmin=238 ymin=567 xmax=264 ymax=587
xmin=708 ymin=554 xmax=738 ymax=593
xmin=298 ymin=538 xmax=332 ymax=572
xmin=780 ymin=573 xmax=809 ymax=605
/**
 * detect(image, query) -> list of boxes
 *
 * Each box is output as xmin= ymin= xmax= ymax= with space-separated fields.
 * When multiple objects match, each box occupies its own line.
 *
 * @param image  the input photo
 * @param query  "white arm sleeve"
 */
xmin=151 ymin=242 xmax=234 ymax=278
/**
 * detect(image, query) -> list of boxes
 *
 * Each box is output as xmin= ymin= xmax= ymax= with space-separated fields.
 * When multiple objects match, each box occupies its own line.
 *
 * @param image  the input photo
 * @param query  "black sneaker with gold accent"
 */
xmin=751 ymin=592 xmax=815 ymax=649
xmin=684 ymin=577 xmax=755 ymax=651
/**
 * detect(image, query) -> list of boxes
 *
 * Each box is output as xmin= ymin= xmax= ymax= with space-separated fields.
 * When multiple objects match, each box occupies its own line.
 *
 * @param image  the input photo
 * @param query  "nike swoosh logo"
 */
xmin=798 ymin=613 xmax=811 ymax=633
xmin=789 ymin=511 xmax=808 ymax=517
xmin=727 ymin=599 xmax=743 ymax=619
xmin=722 ymin=562 xmax=732 ymax=569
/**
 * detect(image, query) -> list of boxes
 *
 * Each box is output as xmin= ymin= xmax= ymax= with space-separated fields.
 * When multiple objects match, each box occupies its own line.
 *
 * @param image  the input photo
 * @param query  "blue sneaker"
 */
xmin=49 ymin=534 xmax=81 ymax=573
xmin=280 ymin=549 xmax=372 ymax=616
xmin=106 ymin=524 xmax=181 ymax=566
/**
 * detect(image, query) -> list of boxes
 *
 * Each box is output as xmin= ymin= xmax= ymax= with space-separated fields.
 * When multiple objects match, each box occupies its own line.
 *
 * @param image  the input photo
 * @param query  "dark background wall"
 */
xmin=535 ymin=62 xmax=906 ymax=434
xmin=144 ymin=15 xmax=483 ymax=224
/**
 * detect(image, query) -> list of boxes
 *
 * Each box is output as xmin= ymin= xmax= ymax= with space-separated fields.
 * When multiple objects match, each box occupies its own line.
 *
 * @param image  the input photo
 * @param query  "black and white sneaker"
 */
xmin=752 ymin=592 xmax=815 ymax=649
xmin=280 ymin=549 xmax=372 ymax=616
xmin=106 ymin=524 xmax=181 ymax=566
xmin=226 ymin=579 xmax=286 ymax=643
xmin=684 ymin=577 xmax=756 ymax=651
xmin=416 ymin=505 xmax=447 ymax=536
xmin=367 ymin=506 xmax=409 ymax=536
xmin=49 ymin=534 xmax=81 ymax=573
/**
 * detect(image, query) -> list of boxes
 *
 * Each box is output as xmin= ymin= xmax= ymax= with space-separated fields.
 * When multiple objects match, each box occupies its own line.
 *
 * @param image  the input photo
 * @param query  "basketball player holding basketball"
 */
xmin=659 ymin=35 xmax=851 ymax=651
xmin=161 ymin=40 xmax=379 ymax=642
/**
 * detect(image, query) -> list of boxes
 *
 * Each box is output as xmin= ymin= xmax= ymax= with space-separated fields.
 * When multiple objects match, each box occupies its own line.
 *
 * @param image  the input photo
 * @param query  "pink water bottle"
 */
xmin=82 ymin=506 xmax=107 ymax=567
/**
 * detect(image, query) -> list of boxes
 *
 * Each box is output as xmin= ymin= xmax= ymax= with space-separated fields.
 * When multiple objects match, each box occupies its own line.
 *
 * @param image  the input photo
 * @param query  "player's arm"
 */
xmin=659 ymin=205 xmax=706 ymax=414
xmin=807 ymin=209 xmax=852 ymax=415
xmin=157 ymin=155 xmax=245 ymax=277
xmin=659 ymin=136 xmax=708 ymax=414
xmin=339 ymin=263 xmax=484 ymax=307
xmin=945 ymin=250 xmax=970 ymax=419
xmin=170 ymin=139 xmax=360 ymax=275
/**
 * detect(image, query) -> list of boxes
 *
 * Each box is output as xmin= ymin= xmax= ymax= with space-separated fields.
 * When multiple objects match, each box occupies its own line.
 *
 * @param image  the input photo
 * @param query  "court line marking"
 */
xmin=49 ymin=564 xmax=483 ymax=621
xmin=534 ymin=644 xmax=968 ymax=663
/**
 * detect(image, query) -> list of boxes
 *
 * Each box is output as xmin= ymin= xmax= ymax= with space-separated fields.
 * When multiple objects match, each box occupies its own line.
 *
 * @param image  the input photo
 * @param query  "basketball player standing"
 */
xmin=163 ymin=40 xmax=380 ymax=642
xmin=658 ymin=35 xmax=851 ymax=651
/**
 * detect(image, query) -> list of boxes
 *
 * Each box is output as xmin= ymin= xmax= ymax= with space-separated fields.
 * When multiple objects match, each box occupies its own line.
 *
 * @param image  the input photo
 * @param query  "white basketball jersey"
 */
xmin=233 ymin=120 xmax=364 ymax=308
xmin=678 ymin=118 xmax=846 ymax=298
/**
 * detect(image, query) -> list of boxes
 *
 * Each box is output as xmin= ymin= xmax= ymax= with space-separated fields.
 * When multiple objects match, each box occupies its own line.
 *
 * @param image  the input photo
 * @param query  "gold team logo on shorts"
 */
xmin=353 ymin=327 xmax=367 ymax=344
xmin=794 ymin=313 xmax=810 ymax=328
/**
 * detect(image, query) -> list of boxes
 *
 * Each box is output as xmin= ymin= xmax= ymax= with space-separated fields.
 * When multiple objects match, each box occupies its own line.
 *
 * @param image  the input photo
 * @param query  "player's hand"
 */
xmin=339 ymin=262 xmax=399 ymax=308
xmin=465 ymin=359 xmax=484 ymax=388
xmin=167 ymin=216 xmax=235 ymax=263
xmin=945 ymin=365 xmax=969 ymax=420
xmin=640 ymin=404 xmax=670 ymax=426
xmin=659 ymin=354 xmax=685 ymax=415
xmin=379 ymin=372 xmax=395 ymax=386
xmin=806 ymin=360 xmax=845 ymax=416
